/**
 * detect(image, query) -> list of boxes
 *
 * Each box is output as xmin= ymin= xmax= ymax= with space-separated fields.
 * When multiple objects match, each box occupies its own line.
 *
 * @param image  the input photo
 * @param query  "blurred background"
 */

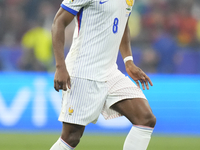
xmin=0 ymin=0 xmax=200 ymax=150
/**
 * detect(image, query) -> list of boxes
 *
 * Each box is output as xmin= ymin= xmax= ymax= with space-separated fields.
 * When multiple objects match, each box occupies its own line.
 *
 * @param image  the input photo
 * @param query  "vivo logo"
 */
xmin=0 ymin=77 xmax=62 ymax=127
xmin=0 ymin=75 xmax=132 ymax=129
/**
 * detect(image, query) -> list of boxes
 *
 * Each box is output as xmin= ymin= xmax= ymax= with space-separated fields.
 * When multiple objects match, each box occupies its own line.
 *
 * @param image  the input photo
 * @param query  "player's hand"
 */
xmin=125 ymin=61 xmax=153 ymax=90
xmin=54 ymin=65 xmax=71 ymax=92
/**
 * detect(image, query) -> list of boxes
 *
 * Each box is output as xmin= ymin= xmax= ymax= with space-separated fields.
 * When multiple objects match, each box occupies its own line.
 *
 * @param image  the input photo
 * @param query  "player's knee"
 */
xmin=68 ymin=135 xmax=81 ymax=147
xmin=61 ymin=134 xmax=81 ymax=147
xmin=143 ymin=112 xmax=156 ymax=128
xmin=61 ymin=123 xmax=85 ymax=147
xmin=133 ymin=111 xmax=156 ymax=128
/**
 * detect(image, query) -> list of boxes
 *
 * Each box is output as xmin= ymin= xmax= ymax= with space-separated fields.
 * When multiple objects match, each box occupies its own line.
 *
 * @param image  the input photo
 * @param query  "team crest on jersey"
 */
xmin=68 ymin=107 xmax=74 ymax=115
xmin=68 ymin=0 xmax=74 ymax=3
xmin=126 ymin=0 xmax=134 ymax=6
xmin=125 ymin=0 xmax=134 ymax=13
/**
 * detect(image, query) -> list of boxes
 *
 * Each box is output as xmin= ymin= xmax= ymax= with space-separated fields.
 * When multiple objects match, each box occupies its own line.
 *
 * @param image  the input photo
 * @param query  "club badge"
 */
xmin=126 ymin=0 xmax=134 ymax=7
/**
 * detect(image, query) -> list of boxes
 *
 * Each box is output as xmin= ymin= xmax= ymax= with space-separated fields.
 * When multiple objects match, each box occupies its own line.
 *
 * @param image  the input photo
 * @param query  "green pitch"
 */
xmin=0 ymin=133 xmax=200 ymax=150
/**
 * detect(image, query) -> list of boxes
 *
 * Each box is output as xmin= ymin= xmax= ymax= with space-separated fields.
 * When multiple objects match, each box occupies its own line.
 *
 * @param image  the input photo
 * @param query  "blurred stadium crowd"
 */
xmin=0 ymin=0 xmax=200 ymax=74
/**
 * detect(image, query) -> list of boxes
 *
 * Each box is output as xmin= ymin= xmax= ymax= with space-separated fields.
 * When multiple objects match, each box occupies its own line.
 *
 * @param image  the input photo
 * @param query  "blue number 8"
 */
xmin=113 ymin=18 xmax=119 ymax=34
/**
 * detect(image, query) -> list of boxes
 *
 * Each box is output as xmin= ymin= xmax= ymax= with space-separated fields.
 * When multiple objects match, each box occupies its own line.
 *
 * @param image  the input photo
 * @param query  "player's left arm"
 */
xmin=119 ymin=21 xmax=153 ymax=90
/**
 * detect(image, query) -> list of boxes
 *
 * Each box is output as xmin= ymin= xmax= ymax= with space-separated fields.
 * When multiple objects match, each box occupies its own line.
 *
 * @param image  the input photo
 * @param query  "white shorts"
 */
xmin=58 ymin=71 xmax=146 ymax=126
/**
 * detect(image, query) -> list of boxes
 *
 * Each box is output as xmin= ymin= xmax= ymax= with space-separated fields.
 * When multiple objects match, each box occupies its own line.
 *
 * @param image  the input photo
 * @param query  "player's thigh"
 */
xmin=102 ymin=72 xmax=147 ymax=120
xmin=106 ymin=72 xmax=155 ymax=126
xmin=111 ymin=98 xmax=156 ymax=127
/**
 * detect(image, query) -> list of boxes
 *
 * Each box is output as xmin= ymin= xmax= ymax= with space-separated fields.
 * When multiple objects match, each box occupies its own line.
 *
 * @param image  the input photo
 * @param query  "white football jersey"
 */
xmin=61 ymin=0 xmax=135 ymax=81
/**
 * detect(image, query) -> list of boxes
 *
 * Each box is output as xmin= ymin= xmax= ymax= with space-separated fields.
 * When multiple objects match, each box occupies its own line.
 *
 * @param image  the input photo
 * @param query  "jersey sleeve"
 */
xmin=61 ymin=0 xmax=92 ymax=16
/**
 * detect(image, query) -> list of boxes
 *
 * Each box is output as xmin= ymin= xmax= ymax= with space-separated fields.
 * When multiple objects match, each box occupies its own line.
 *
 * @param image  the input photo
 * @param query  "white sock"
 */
xmin=123 ymin=125 xmax=153 ymax=150
xmin=50 ymin=137 xmax=75 ymax=150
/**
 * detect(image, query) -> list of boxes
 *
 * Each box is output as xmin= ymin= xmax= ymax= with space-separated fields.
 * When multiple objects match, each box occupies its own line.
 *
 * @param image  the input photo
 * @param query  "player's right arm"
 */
xmin=52 ymin=8 xmax=75 ymax=92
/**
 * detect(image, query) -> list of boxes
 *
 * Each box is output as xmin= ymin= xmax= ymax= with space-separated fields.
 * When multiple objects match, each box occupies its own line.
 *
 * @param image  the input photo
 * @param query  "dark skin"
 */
xmin=52 ymin=8 xmax=156 ymax=147
xmin=52 ymin=8 xmax=73 ymax=92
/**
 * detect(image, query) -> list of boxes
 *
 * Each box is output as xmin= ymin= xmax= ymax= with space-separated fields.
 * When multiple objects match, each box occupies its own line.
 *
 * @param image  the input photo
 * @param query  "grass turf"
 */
xmin=0 ymin=133 xmax=199 ymax=150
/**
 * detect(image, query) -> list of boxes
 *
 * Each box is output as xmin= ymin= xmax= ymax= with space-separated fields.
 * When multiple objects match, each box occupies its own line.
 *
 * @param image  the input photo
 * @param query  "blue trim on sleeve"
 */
xmin=61 ymin=4 xmax=78 ymax=16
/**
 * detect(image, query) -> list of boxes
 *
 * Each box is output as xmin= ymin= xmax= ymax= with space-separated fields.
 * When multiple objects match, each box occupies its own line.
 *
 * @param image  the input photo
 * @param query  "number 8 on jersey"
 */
xmin=113 ymin=18 xmax=119 ymax=34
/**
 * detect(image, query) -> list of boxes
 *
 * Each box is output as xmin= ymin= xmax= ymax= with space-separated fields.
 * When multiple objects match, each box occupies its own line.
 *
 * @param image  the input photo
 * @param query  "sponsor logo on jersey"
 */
xmin=99 ymin=0 xmax=108 ymax=4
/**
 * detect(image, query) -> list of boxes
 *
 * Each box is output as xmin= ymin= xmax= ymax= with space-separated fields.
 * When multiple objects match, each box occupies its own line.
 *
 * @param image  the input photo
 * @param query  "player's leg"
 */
xmin=50 ymin=123 xmax=85 ymax=150
xmin=103 ymin=71 xmax=156 ymax=150
xmin=50 ymin=77 xmax=107 ymax=150
xmin=111 ymin=98 xmax=156 ymax=127
xmin=61 ymin=122 xmax=85 ymax=147
xmin=111 ymin=98 xmax=156 ymax=150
